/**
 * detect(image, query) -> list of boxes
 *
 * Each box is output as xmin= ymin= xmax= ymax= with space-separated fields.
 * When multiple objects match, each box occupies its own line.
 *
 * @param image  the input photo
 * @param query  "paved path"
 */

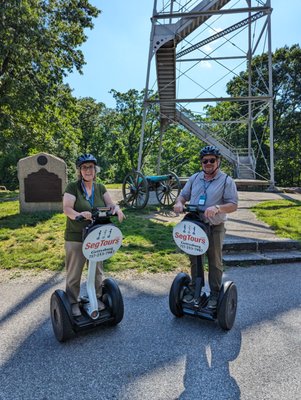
xmin=0 ymin=263 xmax=300 ymax=400
xmin=1 ymin=190 xmax=300 ymax=399
xmin=225 ymin=191 xmax=301 ymax=242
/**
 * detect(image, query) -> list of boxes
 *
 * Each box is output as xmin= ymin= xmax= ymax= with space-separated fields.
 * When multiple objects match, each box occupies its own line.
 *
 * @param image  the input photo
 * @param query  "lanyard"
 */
xmin=203 ymin=179 xmax=212 ymax=194
xmin=81 ymin=181 xmax=95 ymax=207
xmin=197 ymin=178 xmax=212 ymax=206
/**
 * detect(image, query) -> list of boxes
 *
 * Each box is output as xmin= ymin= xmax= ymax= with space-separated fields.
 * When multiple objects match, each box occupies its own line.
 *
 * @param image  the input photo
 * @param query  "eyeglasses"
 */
xmin=202 ymin=158 xmax=217 ymax=164
xmin=80 ymin=165 xmax=95 ymax=171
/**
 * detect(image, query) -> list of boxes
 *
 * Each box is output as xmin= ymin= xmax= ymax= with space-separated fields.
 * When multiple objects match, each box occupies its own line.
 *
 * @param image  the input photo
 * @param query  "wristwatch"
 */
xmin=215 ymin=205 xmax=220 ymax=213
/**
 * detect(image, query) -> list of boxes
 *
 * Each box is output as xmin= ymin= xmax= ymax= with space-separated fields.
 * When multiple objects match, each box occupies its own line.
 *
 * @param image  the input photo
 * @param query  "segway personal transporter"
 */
xmin=169 ymin=205 xmax=237 ymax=330
xmin=50 ymin=207 xmax=124 ymax=342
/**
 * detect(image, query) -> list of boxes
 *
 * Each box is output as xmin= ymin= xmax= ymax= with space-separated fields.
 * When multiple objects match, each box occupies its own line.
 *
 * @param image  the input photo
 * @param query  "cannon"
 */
xmin=122 ymin=171 xmax=181 ymax=209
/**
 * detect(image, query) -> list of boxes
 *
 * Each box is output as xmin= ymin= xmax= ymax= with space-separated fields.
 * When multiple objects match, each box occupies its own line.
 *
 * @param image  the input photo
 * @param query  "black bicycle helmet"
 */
xmin=76 ymin=153 xmax=97 ymax=168
xmin=200 ymin=145 xmax=221 ymax=158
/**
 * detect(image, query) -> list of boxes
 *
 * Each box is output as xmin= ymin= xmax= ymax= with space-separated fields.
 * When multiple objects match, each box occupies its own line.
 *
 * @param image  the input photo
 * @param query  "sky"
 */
xmin=65 ymin=0 xmax=301 ymax=109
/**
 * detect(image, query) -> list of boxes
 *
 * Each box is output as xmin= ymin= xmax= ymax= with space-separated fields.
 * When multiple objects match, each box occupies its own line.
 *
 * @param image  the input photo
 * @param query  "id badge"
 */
xmin=198 ymin=194 xmax=206 ymax=206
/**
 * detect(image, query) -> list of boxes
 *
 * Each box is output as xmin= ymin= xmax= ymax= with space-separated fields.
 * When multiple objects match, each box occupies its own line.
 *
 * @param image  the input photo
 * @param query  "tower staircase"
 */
xmin=153 ymin=0 xmax=231 ymax=129
xmin=151 ymin=0 xmax=266 ymax=179
xmin=176 ymin=108 xmax=256 ymax=178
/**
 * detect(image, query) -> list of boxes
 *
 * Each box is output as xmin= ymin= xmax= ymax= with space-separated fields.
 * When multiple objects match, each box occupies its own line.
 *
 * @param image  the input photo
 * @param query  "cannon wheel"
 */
xmin=155 ymin=171 xmax=181 ymax=206
xmin=122 ymin=171 xmax=149 ymax=209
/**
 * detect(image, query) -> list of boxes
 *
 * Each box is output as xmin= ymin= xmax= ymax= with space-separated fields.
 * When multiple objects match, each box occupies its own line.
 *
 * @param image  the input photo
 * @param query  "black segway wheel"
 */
xmin=50 ymin=290 xmax=74 ymax=342
xmin=169 ymin=272 xmax=191 ymax=317
xmin=217 ymin=282 xmax=238 ymax=331
xmin=102 ymin=278 xmax=124 ymax=325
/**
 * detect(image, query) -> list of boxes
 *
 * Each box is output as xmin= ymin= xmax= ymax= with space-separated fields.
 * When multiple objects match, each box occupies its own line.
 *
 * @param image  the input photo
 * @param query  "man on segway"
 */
xmin=173 ymin=145 xmax=238 ymax=310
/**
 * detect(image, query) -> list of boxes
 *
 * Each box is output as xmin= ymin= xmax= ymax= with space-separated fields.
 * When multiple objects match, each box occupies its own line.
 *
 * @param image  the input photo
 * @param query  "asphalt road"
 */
xmin=0 ymin=263 xmax=300 ymax=400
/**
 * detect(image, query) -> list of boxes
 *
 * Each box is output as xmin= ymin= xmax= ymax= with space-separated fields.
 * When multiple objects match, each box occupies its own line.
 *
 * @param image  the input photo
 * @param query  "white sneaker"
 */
xmin=207 ymin=293 xmax=218 ymax=309
xmin=182 ymin=285 xmax=196 ymax=303
xmin=97 ymin=299 xmax=105 ymax=311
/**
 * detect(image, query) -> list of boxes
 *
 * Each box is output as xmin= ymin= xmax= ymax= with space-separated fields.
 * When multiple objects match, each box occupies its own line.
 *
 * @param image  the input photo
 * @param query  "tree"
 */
xmin=204 ymin=45 xmax=301 ymax=186
xmin=74 ymin=96 xmax=114 ymax=181
xmin=106 ymin=89 xmax=161 ymax=181
xmin=0 ymin=0 xmax=100 ymax=189
xmin=101 ymin=89 xmax=202 ymax=182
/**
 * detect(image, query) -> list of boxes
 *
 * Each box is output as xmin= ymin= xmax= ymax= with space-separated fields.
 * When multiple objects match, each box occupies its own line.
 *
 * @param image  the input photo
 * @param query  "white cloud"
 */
xmin=203 ymin=44 xmax=213 ymax=52
xmin=211 ymin=26 xmax=223 ymax=34
xmin=200 ymin=60 xmax=212 ymax=69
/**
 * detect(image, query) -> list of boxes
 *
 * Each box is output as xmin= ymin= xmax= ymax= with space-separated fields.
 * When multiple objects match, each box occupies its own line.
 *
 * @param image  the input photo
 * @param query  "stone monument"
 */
xmin=18 ymin=153 xmax=67 ymax=212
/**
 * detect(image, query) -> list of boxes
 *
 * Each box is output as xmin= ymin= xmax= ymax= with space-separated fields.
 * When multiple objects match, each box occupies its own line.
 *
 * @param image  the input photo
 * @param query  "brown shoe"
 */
xmin=71 ymin=303 xmax=82 ymax=317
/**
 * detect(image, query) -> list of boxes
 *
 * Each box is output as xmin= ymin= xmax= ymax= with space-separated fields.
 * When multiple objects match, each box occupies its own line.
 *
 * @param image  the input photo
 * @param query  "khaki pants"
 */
xmin=65 ymin=241 xmax=104 ymax=304
xmin=189 ymin=223 xmax=225 ymax=293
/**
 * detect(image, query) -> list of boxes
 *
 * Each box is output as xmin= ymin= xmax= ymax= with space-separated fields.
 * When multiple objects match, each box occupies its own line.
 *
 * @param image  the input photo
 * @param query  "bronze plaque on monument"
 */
xmin=24 ymin=168 xmax=62 ymax=202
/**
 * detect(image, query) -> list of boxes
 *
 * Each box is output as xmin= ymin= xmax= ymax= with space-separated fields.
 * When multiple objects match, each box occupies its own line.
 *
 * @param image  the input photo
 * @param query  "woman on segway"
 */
xmin=63 ymin=153 xmax=125 ymax=317
xmin=173 ymin=145 xmax=238 ymax=310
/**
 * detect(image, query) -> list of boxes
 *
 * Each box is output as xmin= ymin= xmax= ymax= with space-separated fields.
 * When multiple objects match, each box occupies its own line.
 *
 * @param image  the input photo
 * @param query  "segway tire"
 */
xmin=50 ymin=290 xmax=74 ymax=342
xmin=103 ymin=278 xmax=124 ymax=325
xmin=169 ymin=272 xmax=191 ymax=317
xmin=217 ymin=282 xmax=238 ymax=331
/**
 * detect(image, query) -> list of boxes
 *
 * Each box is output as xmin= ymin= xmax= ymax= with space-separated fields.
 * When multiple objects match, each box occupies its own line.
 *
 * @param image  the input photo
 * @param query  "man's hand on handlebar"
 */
xmin=204 ymin=205 xmax=219 ymax=219
xmin=173 ymin=201 xmax=184 ymax=214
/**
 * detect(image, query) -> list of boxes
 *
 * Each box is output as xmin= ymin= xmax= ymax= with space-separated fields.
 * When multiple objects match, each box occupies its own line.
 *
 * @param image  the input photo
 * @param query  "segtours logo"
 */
xmin=82 ymin=224 xmax=122 ymax=261
xmin=173 ymin=220 xmax=209 ymax=256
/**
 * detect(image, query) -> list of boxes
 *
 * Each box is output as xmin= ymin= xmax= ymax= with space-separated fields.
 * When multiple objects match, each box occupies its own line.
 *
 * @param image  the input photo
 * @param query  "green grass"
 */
xmin=0 ymin=190 xmax=19 ymax=201
xmin=1 ymin=190 xmax=300 ymax=274
xmin=0 ymin=200 xmax=66 ymax=271
xmin=0 ymin=191 xmax=189 ymax=273
xmin=252 ymin=199 xmax=301 ymax=241
xmin=103 ymin=183 xmax=122 ymax=189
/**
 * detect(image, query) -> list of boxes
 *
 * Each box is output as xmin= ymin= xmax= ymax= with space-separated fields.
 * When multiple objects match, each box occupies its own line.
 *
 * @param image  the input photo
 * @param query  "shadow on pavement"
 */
xmin=0 ymin=262 xmax=300 ymax=400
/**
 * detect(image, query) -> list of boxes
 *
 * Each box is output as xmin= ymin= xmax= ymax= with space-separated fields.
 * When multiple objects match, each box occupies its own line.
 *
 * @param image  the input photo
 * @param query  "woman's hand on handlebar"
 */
xmin=77 ymin=211 xmax=92 ymax=221
xmin=111 ymin=205 xmax=125 ymax=223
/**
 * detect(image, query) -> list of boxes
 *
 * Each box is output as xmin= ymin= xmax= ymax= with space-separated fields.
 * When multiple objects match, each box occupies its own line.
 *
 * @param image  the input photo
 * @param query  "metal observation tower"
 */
xmin=138 ymin=0 xmax=274 ymax=188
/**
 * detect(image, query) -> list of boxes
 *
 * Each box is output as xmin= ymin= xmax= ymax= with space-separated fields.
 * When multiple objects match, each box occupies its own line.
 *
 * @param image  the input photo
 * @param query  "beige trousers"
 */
xmin=65 ymin=241 xmax=104 ymax=304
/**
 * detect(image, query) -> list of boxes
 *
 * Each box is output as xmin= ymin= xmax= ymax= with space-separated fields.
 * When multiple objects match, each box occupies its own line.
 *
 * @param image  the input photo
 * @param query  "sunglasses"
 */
xmin=80 ymin=165 xmax=95 ymax=171
xmin=202 ymin=158 xmax=217 ymax=164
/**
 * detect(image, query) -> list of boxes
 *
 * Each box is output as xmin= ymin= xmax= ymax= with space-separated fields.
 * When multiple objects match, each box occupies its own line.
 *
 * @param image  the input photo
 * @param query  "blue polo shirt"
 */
xmin=180 ymin=170 xmax=238 ymax=225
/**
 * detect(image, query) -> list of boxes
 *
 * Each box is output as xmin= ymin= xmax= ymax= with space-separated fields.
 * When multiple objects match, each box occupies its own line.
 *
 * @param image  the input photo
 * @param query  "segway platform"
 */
xmin=169 ymin=206 xmax=237 ymax=330
xmin=50 ymin=208 xmax=124 ymax=342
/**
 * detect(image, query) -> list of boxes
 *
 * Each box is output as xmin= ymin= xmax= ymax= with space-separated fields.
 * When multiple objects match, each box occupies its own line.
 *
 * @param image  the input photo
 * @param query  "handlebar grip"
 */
xmin=92 ymin=207 xmax=113 ymax=218
xmin=184 ymin=204 xmax=204 ymax=213
xmin=75 ymin=215 xmax=85 ymax=222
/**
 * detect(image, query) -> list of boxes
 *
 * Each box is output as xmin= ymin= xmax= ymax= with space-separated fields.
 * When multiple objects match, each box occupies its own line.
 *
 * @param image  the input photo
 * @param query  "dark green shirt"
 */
xmin=64 ymin=180 xmax=107 ymax=242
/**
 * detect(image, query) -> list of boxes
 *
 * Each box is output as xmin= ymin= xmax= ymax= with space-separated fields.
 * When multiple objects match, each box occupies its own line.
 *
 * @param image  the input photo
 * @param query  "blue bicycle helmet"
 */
xmin=200 ymin=145 xmax=221 ymax=158
xmin=76 ymin=153 xmax=97 ymax=168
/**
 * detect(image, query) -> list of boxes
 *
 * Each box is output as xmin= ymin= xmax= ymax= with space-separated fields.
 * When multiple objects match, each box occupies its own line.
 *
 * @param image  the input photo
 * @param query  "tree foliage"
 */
xmin=0 ymin=0 xmax=100 ymax=188
xmin=74 ymin=90 xmax=202 ymax=183
xmin=204 ymin=44 xmax=301 ymax=186
xmin=0 ymin=0 xmax=300 ymax=193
